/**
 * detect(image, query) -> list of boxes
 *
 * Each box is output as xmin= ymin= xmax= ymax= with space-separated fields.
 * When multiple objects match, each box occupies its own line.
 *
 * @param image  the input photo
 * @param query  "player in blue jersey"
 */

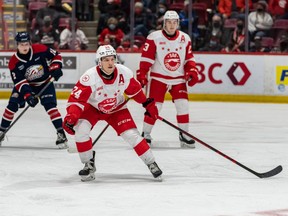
xmin=0 ymin=32 xmax=68 ymax=149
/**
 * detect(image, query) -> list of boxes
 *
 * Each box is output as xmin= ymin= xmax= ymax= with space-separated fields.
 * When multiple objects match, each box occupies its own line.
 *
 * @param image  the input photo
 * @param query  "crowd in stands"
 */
xmin=13 ymin=0 xmax=288 ymax=53
xmin=24 ymin=0 xmax=89 ymax=50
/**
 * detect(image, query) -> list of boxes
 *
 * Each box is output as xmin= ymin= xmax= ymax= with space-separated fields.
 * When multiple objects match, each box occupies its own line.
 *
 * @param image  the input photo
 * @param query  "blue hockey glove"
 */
xmin=49 ymin=64 xmax=63 ymax=81
xmin=25 ymin=93 xmax=39 ymax=107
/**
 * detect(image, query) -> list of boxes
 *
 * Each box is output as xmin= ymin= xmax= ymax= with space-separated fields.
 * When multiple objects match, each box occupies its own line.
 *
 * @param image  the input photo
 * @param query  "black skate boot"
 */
xmin=179 ymin=132 xmax=195 ymax=148
xmin=141 ymin=132 xmax=152 ymax=144
xmin=79 ymin=151 xmax=96 ymax=182
xmin=56 ymin=130 xmax=68 ymax=149
xmin=147 ymin=161 xmax=162 ymax=181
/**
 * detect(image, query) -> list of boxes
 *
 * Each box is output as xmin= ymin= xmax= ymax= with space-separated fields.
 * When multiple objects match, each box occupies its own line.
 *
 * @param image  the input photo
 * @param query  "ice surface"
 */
xmin=0 ymin=100 xmax=287 ymax=216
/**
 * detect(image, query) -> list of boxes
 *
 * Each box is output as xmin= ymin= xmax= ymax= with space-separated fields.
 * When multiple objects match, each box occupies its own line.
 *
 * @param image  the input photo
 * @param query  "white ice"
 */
xmin=0 ymin=99 xmax=287 ymax=216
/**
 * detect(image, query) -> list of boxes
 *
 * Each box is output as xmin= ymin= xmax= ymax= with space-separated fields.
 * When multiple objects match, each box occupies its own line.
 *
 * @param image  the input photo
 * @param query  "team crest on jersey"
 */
xmin=82 ymin=74 xmax=90 ymax=82
xmin=98 ymin=98 xmax=117 ymax=113
xmin=164 ymin=52 xmax=181 ymax=71
xmin=25 ymin=65 xmax=44 ymax=81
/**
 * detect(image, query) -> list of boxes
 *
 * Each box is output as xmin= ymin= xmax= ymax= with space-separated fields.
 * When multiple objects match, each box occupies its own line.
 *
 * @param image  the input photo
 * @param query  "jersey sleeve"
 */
xmin=66 ymin=80 xmax=93 ymax=115
xmin=138 ymin=36 xmax=157 ymax=74
xmin=8 ymin=55 xmax=32 ymax=97
xmin=184 ymin=39 xmax=197 ymax=71
xmin=33 ymin=44 xmax=63 ymax=68
xmin=125 ymin=78 xmax=146 ymax=104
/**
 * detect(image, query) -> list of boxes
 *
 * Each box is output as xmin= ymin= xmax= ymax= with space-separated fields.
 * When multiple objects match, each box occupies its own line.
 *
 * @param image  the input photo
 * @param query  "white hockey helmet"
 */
xmin=163 ymin=10 xmax=179 ymax=24
xmin=95 ymin=45 xmax=117 ymax=65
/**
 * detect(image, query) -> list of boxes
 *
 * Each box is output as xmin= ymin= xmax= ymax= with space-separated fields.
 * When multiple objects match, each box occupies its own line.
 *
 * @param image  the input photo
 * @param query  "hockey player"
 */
xmin=136 ymin=10 xmax=199 ymax=148
xmin=0 ymin=32 xmax=68 ymax=149
xmin=62 ymin=45 xmax=163 ymax=182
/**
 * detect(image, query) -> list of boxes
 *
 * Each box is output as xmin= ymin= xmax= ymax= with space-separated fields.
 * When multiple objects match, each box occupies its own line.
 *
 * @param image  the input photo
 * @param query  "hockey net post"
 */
xmin=158 ymin=116 xmax=283 ymax=179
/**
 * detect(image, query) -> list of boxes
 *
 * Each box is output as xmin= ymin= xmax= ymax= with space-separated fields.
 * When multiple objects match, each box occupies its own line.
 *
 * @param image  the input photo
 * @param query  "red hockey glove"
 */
xmin=49 ymin=64 xmax=63 ymax=81
xmin=136 ymin=69 xmax=148 ymax=87
xmin=142 ymin=98 xmax=158 ymax=120
xmin=185 ymin=67 xmax=199 ymax=87
xmin=63 ymin=114 xmax=78 ymax=135
xmin=24 ymin=93 xmax=39 ymax=108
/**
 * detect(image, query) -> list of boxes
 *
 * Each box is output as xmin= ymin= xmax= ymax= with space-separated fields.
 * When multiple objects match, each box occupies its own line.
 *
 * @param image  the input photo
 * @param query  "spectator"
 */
xmin=76 ymin=0 xmax=90 ymax=21
xmin=32 ymin=15 xmax=60 ymax=49
xmin=218 ymin=0 xmax=232 ymax=19
xmin=222 ymin=17 xmax=246 ymax=52
xmin=231 ymin=0 xmax=253 ymax=18
xmin=248 ymin=0 xmax=273 ymax=39
xmin=116 ymin=37 xmax=140 ymax=52
xmin=271 ymin=34 xmax=288 ymax=52
xmin=133 ymin=2 xmax=154 ymax=37
xmin=96 ymin=0 xmax=123 ymax=35
xmin=98 ymin=17 xmax=125 ymax=49
xmin=147 ymin=0 xmax=164 ymax=14
xmin=218 ymin=0 xmax=253 ymax=19
xmin=179 ymin=4 xmax=200 ymax=39
xmin=35 ymin=0 xmax=70 ymax=30
xmin=59 ymin=19 xmax=89 ymax=50
xmin=249 ymin=35 xmax=271 ymax=52
xmin=153 ymin=2 xmax=168 ymax=30
xmin=268 ymin=0 xmax=288 ymax=19
xmin=199 ymin=14 xmax=224 ymax=51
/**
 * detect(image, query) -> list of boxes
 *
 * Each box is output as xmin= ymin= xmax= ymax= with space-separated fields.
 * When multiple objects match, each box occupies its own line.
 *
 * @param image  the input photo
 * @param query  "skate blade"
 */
xmin=155 ymin=175 xmax=163 ymax=182
xmin=80 ymin=173 xmax=95 ymax=182
xmin=180 ymin=142 xmax=196 ymax=149
xmin=67 ymin=147 xmax=78 ymax=153
xmin=57 ymin=143 xmax=68 ymax=149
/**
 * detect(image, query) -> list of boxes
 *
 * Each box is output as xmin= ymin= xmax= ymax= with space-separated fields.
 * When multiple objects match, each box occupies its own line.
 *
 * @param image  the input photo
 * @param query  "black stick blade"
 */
xmin=256 ymin=165 xmax=283 ymax=178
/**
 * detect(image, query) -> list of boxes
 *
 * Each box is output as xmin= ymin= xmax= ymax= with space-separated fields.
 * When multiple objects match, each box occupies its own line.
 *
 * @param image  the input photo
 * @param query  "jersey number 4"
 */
xmin=71 ymin=86 xmax=82 ymax=99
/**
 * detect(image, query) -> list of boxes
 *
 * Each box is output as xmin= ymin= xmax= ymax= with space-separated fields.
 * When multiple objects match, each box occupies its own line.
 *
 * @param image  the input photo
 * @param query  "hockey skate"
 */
xmin=147 ymin=161 xmax=162 ymax=181
xmin=179 ymin=132 xmax=195 ymax=148
xmin=56 ymin=132 xmax=68 ymax=149
xmin=79 ymin=151 xmax=96 ymax=182
xmin=141 ymin=132 xmax=152 ymax=144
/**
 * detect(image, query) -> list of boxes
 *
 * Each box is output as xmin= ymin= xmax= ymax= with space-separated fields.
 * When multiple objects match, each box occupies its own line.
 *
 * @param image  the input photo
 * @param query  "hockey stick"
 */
xmin=0 ymin=78 xmax=54 ymax=141
xmin=158 ymin=116 xmax=283 ymax=179
xmin=67 ymin=98 xmax=131 ymax=153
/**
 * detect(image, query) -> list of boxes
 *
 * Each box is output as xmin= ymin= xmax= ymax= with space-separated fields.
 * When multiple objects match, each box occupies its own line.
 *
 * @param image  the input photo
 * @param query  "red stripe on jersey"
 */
xmin=8 ymin=55 xmax=19 ymax=71
xmin=32 ymin=43 xmax=48 ymax=54
xmin=51 ymin=55 xmax=62 ymax=64
xmin=3 ymin=108 xmax=15 ymax=120
xmin=47 ymin=108 xmax=61 ymax=121
xmin=177 ymin=114 xmax=189 ymax=124
xmin=134 ymin=139 xmax=150 ymax=156
xmin=76 ymin=138 xmax=93 ymax=153
xmin=15 ymin=79 xmax=29 ymax=93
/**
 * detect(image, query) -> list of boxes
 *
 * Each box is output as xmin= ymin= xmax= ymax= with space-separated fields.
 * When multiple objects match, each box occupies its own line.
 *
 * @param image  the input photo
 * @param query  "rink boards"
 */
xmin=1 ymin=51 xmax=288 ymax=103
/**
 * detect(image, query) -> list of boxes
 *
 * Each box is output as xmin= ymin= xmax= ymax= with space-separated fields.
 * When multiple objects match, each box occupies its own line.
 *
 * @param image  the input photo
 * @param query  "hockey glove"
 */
xmin=185 ymin=67 xmax=199 ymax=87
xmin=49 ymin=64 xmax=63 ymax=81
xmin=63 ymin=114 xmax=78 ymax=135
xmin=142 ymin=98 xmax=158 ymax=120
xmin=136 ymin=69 xmax=148 ymax=87
xmin=24 ymin=93 xmax=39 ymax=107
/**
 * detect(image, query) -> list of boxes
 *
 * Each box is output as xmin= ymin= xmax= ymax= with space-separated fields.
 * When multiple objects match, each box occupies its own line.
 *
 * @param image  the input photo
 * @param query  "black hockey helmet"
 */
xmin=15 ymin=31 xmax=31 ymax=43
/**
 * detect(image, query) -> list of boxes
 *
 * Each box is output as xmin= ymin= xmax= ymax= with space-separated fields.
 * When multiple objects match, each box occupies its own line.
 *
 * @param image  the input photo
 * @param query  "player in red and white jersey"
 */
xmin=63 ymin=45 xmax=162 ymax=181
xmin=137 ymin=10 xmax=199 ymax=148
